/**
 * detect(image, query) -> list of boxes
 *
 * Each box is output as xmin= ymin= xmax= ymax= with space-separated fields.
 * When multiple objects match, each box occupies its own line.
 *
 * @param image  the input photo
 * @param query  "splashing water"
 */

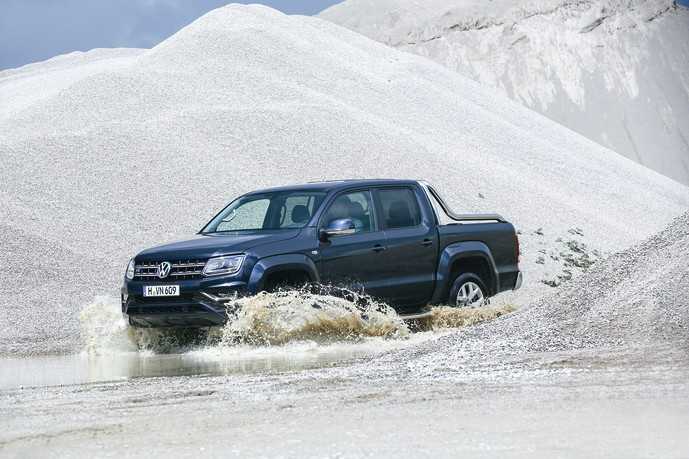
xmin=428 ymin=304 xmax=517 ymax=329
xmin=79 ymin=297 xmax=219 ymax=355
xmin=79 ymin=296 xmax=138 ymax=354
xmin=79 ymin=291 xmax=516 ymax=356
xmin=221 ymin=289 xmax=409 ymax=345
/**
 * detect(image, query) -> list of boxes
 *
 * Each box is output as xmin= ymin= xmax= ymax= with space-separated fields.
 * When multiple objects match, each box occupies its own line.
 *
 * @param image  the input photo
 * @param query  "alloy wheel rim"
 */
xmin=456 ymin=281 xmax=485 ymax=307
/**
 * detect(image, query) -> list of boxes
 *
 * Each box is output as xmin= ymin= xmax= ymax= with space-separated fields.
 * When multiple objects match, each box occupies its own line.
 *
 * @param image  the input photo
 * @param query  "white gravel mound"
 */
xmin=512 ymin=209 xmax=689 ymax=350
xmin=390 ymin=211 xmax=689 ymax=380
xmin=320 ymin=0 xmax=689 ymax=185
xmin=0 ymin=48 xmax=143 ymax=121
xmin=404 ymin=212 xmax=689 ymax=377
xmin=0 ymin=4 xmax=687 ymax=355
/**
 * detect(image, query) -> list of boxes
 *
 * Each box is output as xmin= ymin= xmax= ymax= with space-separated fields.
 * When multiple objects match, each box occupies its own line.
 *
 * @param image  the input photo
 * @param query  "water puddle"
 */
xmin=0 ymin=338 xmax=422 ymax=390
xmin=0 ymin=292 xmax=516 ymax=390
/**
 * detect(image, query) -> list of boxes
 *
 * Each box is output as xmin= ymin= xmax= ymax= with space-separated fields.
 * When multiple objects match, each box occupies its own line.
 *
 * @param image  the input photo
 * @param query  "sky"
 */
xmin=0 ymin=0 xmax=341 ymax=70
xmin=1 ymin=0 xmax=688 ymax=70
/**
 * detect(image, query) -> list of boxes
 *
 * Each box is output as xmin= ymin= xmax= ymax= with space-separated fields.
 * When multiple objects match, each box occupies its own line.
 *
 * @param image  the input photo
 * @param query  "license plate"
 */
xmin=143 ymin=285 xmax=180 ymax=297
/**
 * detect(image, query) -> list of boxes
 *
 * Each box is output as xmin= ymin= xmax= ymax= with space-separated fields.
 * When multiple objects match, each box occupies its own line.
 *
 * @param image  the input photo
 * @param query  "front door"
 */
xmin=317 ymin=190 xmax=389 ymax=298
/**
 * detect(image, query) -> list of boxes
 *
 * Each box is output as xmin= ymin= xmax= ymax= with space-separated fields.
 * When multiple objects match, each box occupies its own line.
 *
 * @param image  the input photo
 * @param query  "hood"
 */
xmin=136 ymin=229 xmax=301 ymax=261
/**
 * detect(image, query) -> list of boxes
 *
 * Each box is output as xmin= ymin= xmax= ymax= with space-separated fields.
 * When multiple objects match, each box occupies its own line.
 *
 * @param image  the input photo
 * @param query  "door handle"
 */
xmin=421 ymin=239 xmax=433 ymax=247
xmin=372 ymin=244 xmax=387 ymax=253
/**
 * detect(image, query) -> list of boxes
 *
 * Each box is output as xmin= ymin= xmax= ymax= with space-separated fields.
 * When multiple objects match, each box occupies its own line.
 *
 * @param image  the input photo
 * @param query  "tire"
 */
xmin=448 ymin=273 xmax=488 ymax=307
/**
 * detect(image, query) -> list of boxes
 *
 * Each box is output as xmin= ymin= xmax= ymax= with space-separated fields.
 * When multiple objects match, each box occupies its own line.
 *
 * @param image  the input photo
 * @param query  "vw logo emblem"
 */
xmin=157 ymin=261 xmax=172 ymax=279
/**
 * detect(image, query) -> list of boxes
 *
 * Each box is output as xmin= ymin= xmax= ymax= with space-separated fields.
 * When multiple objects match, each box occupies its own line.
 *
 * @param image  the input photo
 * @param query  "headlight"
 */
xmin=125 ymin=258 xmax=136 ymax=280
xmin=203 ymin=255 xmax=245 ymax=277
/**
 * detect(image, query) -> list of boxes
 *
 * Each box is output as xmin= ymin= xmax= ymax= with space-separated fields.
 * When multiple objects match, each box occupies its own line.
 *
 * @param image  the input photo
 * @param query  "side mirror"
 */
xmin=319 ymin=218 xmax=356 ymax=241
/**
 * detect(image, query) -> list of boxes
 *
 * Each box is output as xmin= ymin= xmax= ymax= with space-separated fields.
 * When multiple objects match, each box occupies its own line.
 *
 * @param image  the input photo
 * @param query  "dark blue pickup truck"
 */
xmin=122 ymin=179 xmax=521 ymax=327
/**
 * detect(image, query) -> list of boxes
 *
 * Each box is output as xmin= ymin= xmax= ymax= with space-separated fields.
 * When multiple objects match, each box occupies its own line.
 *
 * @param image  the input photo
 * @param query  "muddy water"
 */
xmin=0 ymin=338 xmax=424 ymax=390
xmin=0 ymin=292 xmax=511 ymax=390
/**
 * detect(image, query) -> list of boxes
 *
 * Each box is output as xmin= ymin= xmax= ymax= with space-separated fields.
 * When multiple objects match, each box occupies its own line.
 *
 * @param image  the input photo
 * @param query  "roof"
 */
xmin=245 ymin=179 xmax=421 ymax=195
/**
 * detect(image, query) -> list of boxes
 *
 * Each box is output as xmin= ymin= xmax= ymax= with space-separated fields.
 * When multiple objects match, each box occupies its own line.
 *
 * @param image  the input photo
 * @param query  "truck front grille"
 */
xmin=134 ymin=259 xmax=206 ymax=280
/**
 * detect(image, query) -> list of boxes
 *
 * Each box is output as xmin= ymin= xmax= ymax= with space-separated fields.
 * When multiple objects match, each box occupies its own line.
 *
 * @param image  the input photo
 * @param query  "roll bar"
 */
xmin=419 ymin=181 xmax=506 ymax=223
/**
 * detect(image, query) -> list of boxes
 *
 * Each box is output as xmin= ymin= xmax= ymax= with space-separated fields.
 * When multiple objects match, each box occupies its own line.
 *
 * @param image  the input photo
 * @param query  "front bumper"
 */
xmin=122 ymin=277 xmax=248 ymax=328
xmin=513 ymin=271 xmax=523 ymax=291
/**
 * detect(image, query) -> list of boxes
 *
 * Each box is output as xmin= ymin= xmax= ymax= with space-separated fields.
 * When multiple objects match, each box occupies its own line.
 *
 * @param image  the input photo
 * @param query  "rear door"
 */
xmin=373 ymin=186 xmax=438 ymax=306
xmin=317 ymin=189 xmax=389 ymax=297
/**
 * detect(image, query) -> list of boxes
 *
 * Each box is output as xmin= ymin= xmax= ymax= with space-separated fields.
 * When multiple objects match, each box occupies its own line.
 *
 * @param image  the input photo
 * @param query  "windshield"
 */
xmin=202 ymin=191 xmax=326 ymax=233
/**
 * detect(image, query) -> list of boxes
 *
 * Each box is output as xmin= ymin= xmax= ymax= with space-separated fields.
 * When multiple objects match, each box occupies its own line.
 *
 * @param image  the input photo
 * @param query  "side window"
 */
xmin=280 ymin=195 xmax=315 ymax=228
xmin=216 ymin=198 xmax=270 ymax=232
xmin=378 ymin=188 xmax=422 ymax=229
xmin=322 ymin=191 xmax=374 ymax=233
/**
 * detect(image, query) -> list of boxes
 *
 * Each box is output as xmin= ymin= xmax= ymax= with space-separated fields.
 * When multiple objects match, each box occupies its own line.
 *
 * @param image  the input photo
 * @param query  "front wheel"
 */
xmin=448 ymin=273 xmax=488 ymax=307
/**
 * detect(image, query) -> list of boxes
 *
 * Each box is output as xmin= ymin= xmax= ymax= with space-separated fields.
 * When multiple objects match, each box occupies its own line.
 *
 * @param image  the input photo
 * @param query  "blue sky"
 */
xmin=0 ymin=1 xmax=341 ymax=70
xmin=1 ymin=0 xmax=688 ymax=70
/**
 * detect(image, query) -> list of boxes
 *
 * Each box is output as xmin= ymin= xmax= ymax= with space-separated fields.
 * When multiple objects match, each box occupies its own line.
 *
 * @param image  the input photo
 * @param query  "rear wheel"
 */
xmin=448 ymin=273 xmax=488 ymax=307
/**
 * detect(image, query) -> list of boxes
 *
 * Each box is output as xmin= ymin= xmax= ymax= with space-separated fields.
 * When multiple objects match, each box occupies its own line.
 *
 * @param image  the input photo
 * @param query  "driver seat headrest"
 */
xmin=291 ymin=205 xmax=310 ymax=224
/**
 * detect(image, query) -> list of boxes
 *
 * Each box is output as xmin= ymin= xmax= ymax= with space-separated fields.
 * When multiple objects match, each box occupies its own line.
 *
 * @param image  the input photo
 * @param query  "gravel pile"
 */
xmin=374 ymin=211 xmax=689 ymax=381
xmin=1 ymin=4 xmax=687 ymax=355
xmin=513 ymin=210 xmax=689 ymax=350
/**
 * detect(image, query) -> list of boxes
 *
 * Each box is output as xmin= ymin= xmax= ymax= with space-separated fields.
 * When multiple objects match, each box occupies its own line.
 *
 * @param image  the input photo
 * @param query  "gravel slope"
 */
xmin=363 ymin=211 xmax=689 ymax=383
xmin=320 ymin=0 xmax=689 ymax=184
xmin=0 ymin=4 xmax=687 ymax=355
